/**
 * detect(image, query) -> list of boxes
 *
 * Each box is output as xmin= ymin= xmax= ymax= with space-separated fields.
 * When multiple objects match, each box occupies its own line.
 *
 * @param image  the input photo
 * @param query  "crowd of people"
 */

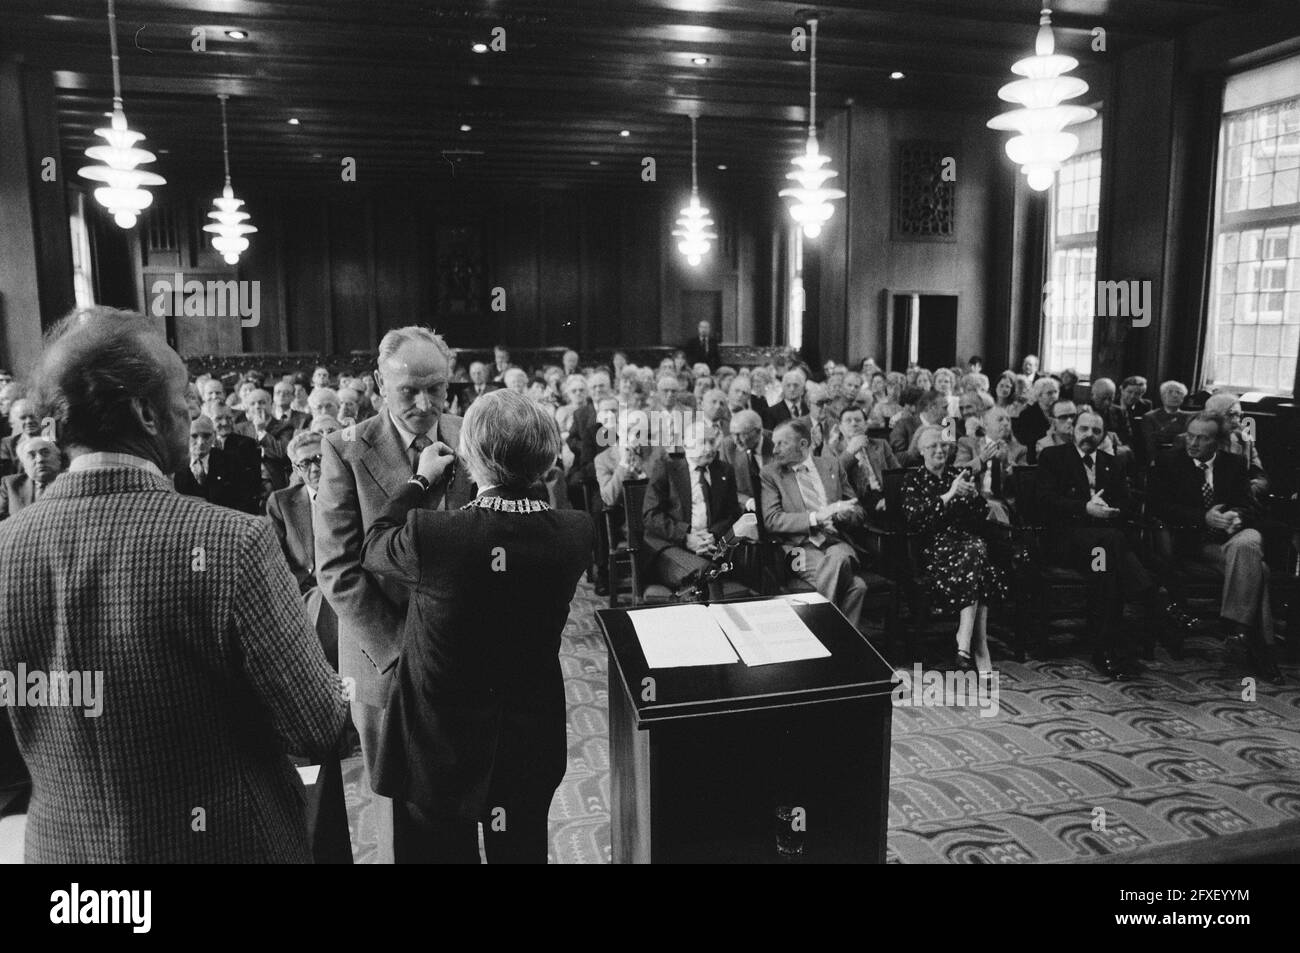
xmin=0 ymin=310 xmax=1291 ymax=864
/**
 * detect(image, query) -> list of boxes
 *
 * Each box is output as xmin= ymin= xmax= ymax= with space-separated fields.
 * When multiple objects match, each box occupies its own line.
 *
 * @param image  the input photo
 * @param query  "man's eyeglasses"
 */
xmin=293 ymin=454 xmax=323 ymax=471
xmin=1054 ymin=413 xmax=1077 ymax=421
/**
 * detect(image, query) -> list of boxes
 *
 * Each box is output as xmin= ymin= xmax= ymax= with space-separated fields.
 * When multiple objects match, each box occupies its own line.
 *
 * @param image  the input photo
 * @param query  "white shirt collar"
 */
xmin=1198 ymin=453 xmax=1217 ymax=468
xmin=388 ymin=409 xmax=434 ymax=450
xmin=69 ymin=452 xmax=164 ymax=479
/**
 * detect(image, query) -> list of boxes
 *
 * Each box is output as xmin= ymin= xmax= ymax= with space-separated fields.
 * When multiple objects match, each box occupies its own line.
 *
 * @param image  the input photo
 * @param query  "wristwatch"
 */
xmin=409 ymin=474 xmax=431 ymax=492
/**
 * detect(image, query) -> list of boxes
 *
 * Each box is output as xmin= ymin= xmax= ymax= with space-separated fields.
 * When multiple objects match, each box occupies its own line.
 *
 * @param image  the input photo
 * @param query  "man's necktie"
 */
xmin=695 ymin=464 xmax=712 ymax=527
xmin=191 ymin=458 xmax=206 ymax=486
xmin=1082 ymin=454 xmax=1095 ymax=489
xmin=409 ymin=433 xmax=431 ymax=474
xmin=857 ymin=449 xmax=881 ymax=492
xmin=1197 ymin=460 xmax=1214 ymax=507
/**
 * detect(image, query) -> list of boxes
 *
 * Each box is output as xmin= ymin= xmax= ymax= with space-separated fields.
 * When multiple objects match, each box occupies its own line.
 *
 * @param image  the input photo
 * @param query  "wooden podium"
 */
xmin=597 ymin=596 xmax=896 ymax=864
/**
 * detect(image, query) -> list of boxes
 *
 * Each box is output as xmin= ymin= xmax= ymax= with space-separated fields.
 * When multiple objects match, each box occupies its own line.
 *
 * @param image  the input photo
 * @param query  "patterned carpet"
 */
xmin=343 ymin=583 xmax=1300 ymax=863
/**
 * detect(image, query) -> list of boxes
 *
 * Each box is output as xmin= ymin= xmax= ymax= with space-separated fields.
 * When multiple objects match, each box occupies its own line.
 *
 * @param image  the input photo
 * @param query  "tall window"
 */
xmin=1043 ymin=116 xmax=1103 ymax=379
xmin=69 ymin=191 xmax=96 ymax=309
xmin=1205 ymin=56 xmax=1300 ymax=396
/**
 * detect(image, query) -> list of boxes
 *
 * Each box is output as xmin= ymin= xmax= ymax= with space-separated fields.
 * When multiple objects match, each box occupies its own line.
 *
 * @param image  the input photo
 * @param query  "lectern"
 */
xmin=597 ymin=596 xmax=896 ymax=864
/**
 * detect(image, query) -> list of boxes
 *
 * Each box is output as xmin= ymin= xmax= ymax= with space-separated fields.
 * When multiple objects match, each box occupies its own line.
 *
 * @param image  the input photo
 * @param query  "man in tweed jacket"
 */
xmin=0 ymin=309 xmax=346 ymax=863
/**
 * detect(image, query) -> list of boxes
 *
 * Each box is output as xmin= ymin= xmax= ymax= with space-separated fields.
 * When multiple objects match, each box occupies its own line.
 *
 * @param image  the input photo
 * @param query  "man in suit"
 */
xmin=1013 ymin=376 xmax=1060 ymax=464
xmin=1090 ymin=378 xmax=1135 ymax=456
xmin=682 ymin=319 xmax=721 ymax=370
xmin=315 ymin=324 xmax=475 ymax=864
xmin=208 ymin=403 xmax=264 ymax=507
xmin=836 ymin=404 xmax=897 ymax=514
xmin=491 ymin=345 xmax=513 ymax=384
xmin=235 ymin=388 xmax=292 ymax=492
xmin=1139 ymin=380 xmax=1189 ymax=462
xmin=640 ymin=420 xmax=750 ymax=592
xmin=1148 ymin=413 xmax=1283 ymax=682
xmin=0 ymin=399 xmax=42 ymax=479
xmin=174 ymin=415 xmax=259 ymax=514
xmin=1120 ymin=376 xmax=1152 ymax=435
xmin=761 ymin=418 xmax=870 ymax=631
xmin=0 ymin=434 xmax=62 ymax=520
xmin=892 ymin=389 xmax=949 ymax=467
xmin=0 ymin=308 xmax=345 ymax=862
xmin=271 ymin=380 xmax=311 ymax=433
xmin=720 ymin=409 xmax=773 ymax=519
xmin=1036 ymin=410 xmax=1191 ymax=678
xmin=762 ymin=368 xmax=810 ymax=431
xmin=267 ymin=431 xmax=338 ymax=669
xmin=1201 ymin=392 xmax=1270 ymax=498
xmin=455 ymin=361 xmax=501 ymax=415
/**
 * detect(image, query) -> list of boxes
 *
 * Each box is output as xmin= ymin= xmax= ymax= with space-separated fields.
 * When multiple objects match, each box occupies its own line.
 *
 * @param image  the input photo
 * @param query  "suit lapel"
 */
xmin=670 ymin=458 xmax=692 ymax=524
xmin=285 ymin=485 xmax=315 ymax=568
xmin=359 ymin=414 xmax=411 ymax=501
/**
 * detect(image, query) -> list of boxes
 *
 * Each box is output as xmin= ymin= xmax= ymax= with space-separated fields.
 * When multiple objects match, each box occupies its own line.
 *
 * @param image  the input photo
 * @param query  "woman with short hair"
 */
xmin=362 ymin=389 xmax=593 ymax=863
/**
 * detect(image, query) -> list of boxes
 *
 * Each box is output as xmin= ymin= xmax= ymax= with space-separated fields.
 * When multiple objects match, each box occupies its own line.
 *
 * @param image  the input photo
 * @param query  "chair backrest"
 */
xmin=620 ymin=478 xmax=650 ymax=553
xmin=1011 ymin=465 xmax=1040 ymax=525
xmin=881 ymin=467 xmax=915 ymax=533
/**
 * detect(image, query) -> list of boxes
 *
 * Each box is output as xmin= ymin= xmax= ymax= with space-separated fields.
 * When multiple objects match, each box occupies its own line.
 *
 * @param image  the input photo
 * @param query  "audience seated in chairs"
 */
xmin=0 ymin=434 xmax=62 ymax=520
xmin=1034 ymin=409 xmax=1193 ymax=680
xmin=0 ymin=399 xmax=42 ymax=478
xmin=955 ymin=405 xmax=1026 ymax=524
xmin=900 ymin=424 xmax=1009 ymax=676
xmin=761 ymin=418 xmax=871 ymax=631
xmin=175 ymin=415 xmax=261 ymax=514
xmin=1147 ymin=412 xmax=1285 ymax=682
xmin=1138 ymin=379 xmax=1190 ymax=462
xmin=719 ymin=408 xmax=772 ymax=519
xmin=836 ymin=404 xmax=896 ymax=515
xmin=1014 ymin=376 xmax=1060 ymax=464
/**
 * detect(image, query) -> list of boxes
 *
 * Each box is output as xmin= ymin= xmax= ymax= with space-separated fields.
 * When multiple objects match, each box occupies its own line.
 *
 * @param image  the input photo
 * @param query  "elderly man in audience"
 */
xmin=272 ymin=379 xmax=310 ymax=432
xmin=0 ymin=382 xmax=23 ymax=441
xmin=595 ymin=397 xmax=647 ymax=509
xmin=1036 ymin=409 xmax=1193 ymax=679
xmin=1199 ymin=392 xmax=1269 ymax=499
xmin=726 ymin=376 xmax=754 ymax=415
xmin=958 ymin=390 xmax=994 ymax=437
xmin=311 ymin=365 xmax=332 ymax=390
xmin=1035 ymin=397 xmax=1080 ymax=459
xmin=801 ymin=381 xmax=834 ymax=455
xmin=762 ymin=418 xmax=870 ymax=631
xmin=502 ymin=366 xmax=529 ymax=396
xmin=893 ymin=389 xmax=949 ymax=466
xmin=1148 ymin=413 xmax=1283 ymax=682
xmin=837 ymin=404 xmax=897 ymax=514
xmin=174 ymin=415 xmax=260 ymax=514
xmin=1013 ymin=376 xmax=1060 ymax=463
xmin=641 ymin=419 xmax=751 ymax=595
xmin=0 ymin=434 xmax=63 ymax=520
xmin=763 ymin=368 xmax=810 ymax=430
xmin=315 ymin=325 xmax=476 ymax=864
xmin=720 ymin=408 xmax=773 ymax=519
xmin=235 ymin=388 xmax=291 ymax=493
xmin=1139 ymin=380 xmax=1190 ymax=461
xmin=1090 ymin=378 xmax=1135 ymax=454
xmin=0 ymin=308 xmax=345 ymax=863
xmin=267 ymin=430 xmax=338 ymax=669
xmin=458 ymin=361 xmax=500 ymax=414
xmin=0 ymin=398 xmax=43 ymax=478
xmin=956 ymin=406 xmax=1026 ymax=524
xmin=337 ymin=385 xmax=368 ymax=426
xmin=308 ymin=386 xmax=342 ymax=424
xmin=699 ymin=386 xmax=730 ymax=432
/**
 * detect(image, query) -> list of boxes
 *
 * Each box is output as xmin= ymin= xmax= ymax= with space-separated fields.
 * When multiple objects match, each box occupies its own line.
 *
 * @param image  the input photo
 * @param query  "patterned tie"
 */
xmin=1197 ymin=460 xmax=1213 ymax=507
xmin=409 ymin=433 xmax=431 ymax=474
xmin=695 ymin=465 xmax=712 ymax=527
xmin=191 ymin=457 xmax=206 ymax=486
xmin=1082 ymin=454 xmax=1095 ymax=489
xmin=858 ymin=449 xmax=881 ymax=492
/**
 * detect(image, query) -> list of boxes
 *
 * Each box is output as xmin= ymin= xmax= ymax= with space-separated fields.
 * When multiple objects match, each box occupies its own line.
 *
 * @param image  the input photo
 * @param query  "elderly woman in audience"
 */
xmin=961 ymin=372 xmax=990 ymax=396
xmin=868 ymin=371 xmax=887 ymax=402
xmin=868 ymin=372 xmax=905 ymax=428
xmin=1140 ymin=380 xmax=1189 ymax=459
xmin=749 ymin=366 xmax=779 ymax=408
xmin=502 ymin=367 xmax=529 ymax=396
xmin=914 ymin=368 xmax=934 ymax=392
xmin=362 ymin=389 xmax=592 ymax=863
xmin=1058 ymin=368 xmax=1080 ymax=402
xmin=555 ymin=373 xmax=589 ymax=434
xmin=714 ymin=365 xmax=738 ymax=394
xmin=1013 ymin=376 xmax=1060 ymax=463
xmin=902 ymin=425 xmax=1008 ymax=675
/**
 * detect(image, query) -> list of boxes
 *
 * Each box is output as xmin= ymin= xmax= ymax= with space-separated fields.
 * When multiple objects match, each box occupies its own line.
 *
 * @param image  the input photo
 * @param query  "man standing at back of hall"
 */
xmin=314 ymin=325 xmax=476 ymax=863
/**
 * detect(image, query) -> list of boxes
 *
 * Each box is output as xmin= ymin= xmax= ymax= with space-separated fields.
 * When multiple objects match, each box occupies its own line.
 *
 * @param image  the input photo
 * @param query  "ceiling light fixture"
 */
xmin=287 ymin=117 xmax=300 ymax=125
xmin=890 ymin=71 xmax=904 ymax=80
xmin=460 ymin=123 xmax=472 ymax=132
xmin=779 ymin=17 xmax=844 ymax=239
xmin=692 ymin=56 xmax=710 ymax=65
xmin=987 ymin=5 xmax=1096 ymax=192
xmin=672 ymin=114 xmax=717 ymax=268
xmin=226 ymin=30 xmax=247 ymax=40
xmin=589 ymin=160 xmax=601 ymax=166
xmin=716 ymin=164 xmax=727 ymax=170
xmin=77 ymin=0 xmax=166 ymax=229
xmin=472 ymin=42 xmax=488 ymax=53
xmin=619 ymin=129 xmax=630 ymax=137
xmin=203 ymin=94 xmax=257 ymax=265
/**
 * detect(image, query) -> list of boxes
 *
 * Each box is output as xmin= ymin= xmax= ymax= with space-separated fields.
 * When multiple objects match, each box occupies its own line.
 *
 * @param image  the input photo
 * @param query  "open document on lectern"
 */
xmin=708 ymin=600 xmax=831 ymax=666
xmin=629 ymin=600 xmax=830 ymax=669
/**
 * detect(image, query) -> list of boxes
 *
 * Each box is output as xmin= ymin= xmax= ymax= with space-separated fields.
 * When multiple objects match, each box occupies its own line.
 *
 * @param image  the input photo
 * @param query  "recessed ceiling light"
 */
xmin=311 ymin=152 xmax=322 ymax=159
xmin=692 ymin=56 xmax=710 ymax=65
xmin=716 ymin=164 xmax=727 ymax=170
xmin=619 ymin=129 xmax=630 ymax=137
xmin=287 ymin=117 xmax=300 ymax=125
xmin=472 ymin=42 xmax=488 ymax=54
xmin=589 ymin=160 xmax=601 ymax=166
xmin=459 ymin=123 xmax=472 ymax=132
xmin=226 ymin=30 xmax=247 ymax=40
xmin=890 ymin=71 xmax=905 ymax=80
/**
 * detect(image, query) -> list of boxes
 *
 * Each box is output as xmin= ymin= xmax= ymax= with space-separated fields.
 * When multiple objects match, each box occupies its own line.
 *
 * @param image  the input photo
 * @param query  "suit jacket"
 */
xmin=1013 ymin=402 xmax=1052 ymax=463
xmin=640 ymin=455 xmax=742 ymax=576
xmin=718 ymin=434 xmax=774 ymax=514
xmin=954 ymin=435 xmax=1027 ymax=498
xmin=451 ymin=381 xmax=501 ymax=416
xmin=267 ymin=484 xmax=339 ymax=669
xmin=1147 ymin=449 xmax=1256 ymax=532
xmin=565 ymin=401 xmax=601 ymax=489
xmin=839 ymin=438 xmax=900 ymax=506
xmin=361 ymin=484 xmax=591 ymax=820
xmin=1035 ymin=442 xmax=1137 ymax=526
xmin=889 ymin=412 xmax=923 ymax=465
xmin=0 ymin=465 xmax=345 ymax=862
xmin=683 ymin=334 xmax=721 ymax=370
xmin=234 ymin=423 xmax=291 ymax=490
xmin=763 ymin=398 xmax=810 ymax=432
xmin=314 ymin=410 xmax=474 ymax=708
xmin=760 ymin=454 xmax=861 ymax=549
xmin=0 ymin=472 xmax=50 ymax=521
xmin=174 ymin=446 xmax=259 ymax=514
xmin=216 ymin=432 xmax=266 ymax=506
xmin=1138 ymin=408 xmax=1189 ymax=462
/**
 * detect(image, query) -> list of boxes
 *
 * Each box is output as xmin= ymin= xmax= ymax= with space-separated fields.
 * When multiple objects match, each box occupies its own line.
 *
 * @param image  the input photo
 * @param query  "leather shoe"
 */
xmin=954 ymin=650 xmax=974 ymax=673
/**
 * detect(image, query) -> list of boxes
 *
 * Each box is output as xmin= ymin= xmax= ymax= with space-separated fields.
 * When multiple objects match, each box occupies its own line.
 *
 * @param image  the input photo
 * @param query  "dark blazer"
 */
xmin=452 ymin=381 xmax=501 ymax=416
xmin=1138 ymin=408 xmax=1189 ymax=462
xmin=565 ymin=401 xmax=601 ymax=490
xmin=0 ymin=466 xmax=345 ymax=862
xmin=1013 ymin=403 xmax=1052 ymax=463
xmin=0 ymin=472 xmax=48 ymax=520
xmin=267 ymin=483 xmax=338 ymax=668
xmin=763 ymin=397 xmax=810 ymax=432
xmin=1035 ymin=442 xmax=1137 ymax=525
xmin=683 ymin=334 xmax=721 ymax=370
xmin=217 ymin=432 xmax=265 ymax=505
xmin=640 ymin=455 xmax=742 ymax=575
xmin=361 ymin=484 xmax=592 ymax=820
xmin=173 ymin=446 xmax=259 ymax=514
xmin=889 ymin=411 xmax=923 ymax=465
xmin=840 ymin=438 xmax=900 ymax=508
xmin=1147 ymin=449 xmax=1256 ymax=531
xmin=234 ymin=424 xmax=291 ymax=491
xmin=718 ymin=433 xmax=773 ymax=514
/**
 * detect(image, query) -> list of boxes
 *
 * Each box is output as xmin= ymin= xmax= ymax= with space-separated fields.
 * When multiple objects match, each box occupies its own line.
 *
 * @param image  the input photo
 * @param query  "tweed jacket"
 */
xmin=0 ymin=465 xmax=346 ymax=863
xmin=313 ymin=410 xmax=475 ymax=708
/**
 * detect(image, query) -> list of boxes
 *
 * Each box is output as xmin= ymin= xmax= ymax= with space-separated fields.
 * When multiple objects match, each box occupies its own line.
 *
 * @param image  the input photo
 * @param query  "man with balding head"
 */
xmin=719 ymin=409 xmax=773 ymax=519
xmin=762 ymin=368 xmax=810 ymax=431
xmin=0 ymin=434 xmax=63 ymax=520
xmin=314 ymin=325 xmax=475 ymax=863
xmin=174 ymin=415 xmax=258 ymax=513
xmin=271 ymin=380 xmax=310 ymax=432
xmin=456 ymin=361 xmax=500 ymax=415
xmin=0 ymin=307 xmax=345 ymax=862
